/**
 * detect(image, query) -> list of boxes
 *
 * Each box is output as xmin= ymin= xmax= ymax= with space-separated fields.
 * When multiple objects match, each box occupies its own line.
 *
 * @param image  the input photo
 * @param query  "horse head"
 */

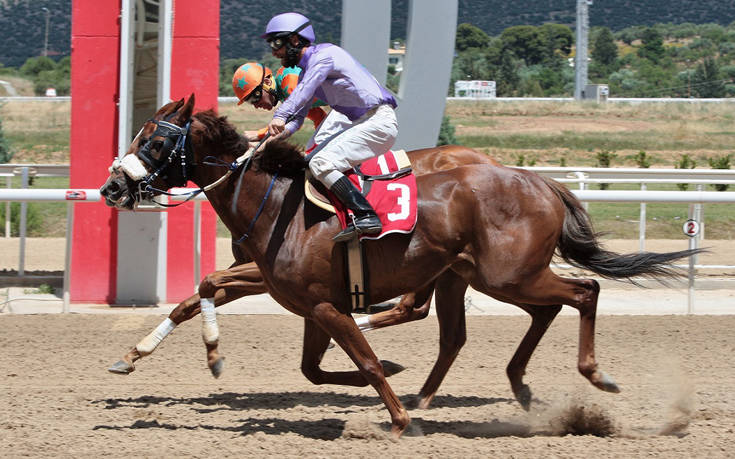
xmin=100 ymin=95 xmax=196 ymax=209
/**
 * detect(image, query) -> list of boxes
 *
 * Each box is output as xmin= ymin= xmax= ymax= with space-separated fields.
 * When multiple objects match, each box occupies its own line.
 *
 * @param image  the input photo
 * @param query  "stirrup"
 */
xmin=333 ymin=224 xmax=358 ymax=242
xmin=333 ymin=215 xmax=382 ymax=242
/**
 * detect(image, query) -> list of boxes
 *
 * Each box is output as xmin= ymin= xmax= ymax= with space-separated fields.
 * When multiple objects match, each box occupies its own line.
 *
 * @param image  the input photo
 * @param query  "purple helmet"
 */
xmin=261 ymin=12 xmax=315 ymax=43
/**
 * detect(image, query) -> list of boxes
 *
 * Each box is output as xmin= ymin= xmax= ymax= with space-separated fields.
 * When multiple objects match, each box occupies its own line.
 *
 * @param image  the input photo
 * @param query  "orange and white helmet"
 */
xmin=232 ymin=63 xmax=275 ymax=105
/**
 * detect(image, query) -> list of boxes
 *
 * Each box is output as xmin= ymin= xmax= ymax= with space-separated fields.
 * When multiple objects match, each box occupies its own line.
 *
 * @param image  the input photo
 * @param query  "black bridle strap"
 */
xmin=235 ymin=170 xmax=279 ymax=243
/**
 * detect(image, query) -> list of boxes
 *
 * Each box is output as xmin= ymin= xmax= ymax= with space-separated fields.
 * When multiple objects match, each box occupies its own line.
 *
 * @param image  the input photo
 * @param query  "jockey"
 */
xmin=231 ymin=63 xmax=328 ymax=141
xmin=261 ymin=12 xmax=399 ymax=242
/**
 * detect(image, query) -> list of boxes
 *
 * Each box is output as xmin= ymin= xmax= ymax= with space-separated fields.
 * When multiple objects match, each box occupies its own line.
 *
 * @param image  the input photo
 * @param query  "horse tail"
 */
xmin=540 ymin=176 xmax=703 ymax=281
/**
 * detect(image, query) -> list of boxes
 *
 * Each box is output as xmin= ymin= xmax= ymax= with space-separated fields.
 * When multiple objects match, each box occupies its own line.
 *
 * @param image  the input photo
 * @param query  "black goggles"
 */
xmin=245 ymin=64 xmax=266 ymax=104
xmin=268 ymin=36 xmax=287 ymax=51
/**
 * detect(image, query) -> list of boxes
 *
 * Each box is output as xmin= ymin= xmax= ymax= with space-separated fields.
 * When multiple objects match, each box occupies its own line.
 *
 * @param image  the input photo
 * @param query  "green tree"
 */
xmin=500 ymin=25 xmax=545 ymax=66
xmin=496 ymin=50 xmax=520 ymax=95
xmin=0 ymin=114 xmax=12 ymax=163
xmin=591 ymin=27 xmax=618 ymax=69
xmin=638 ymin=27 xmax=665 ymax=63
xmin=219 ymin=57 xmax=243 ymax=96
xmin=455 ymin=23 xmax=490 ymax=52
xmin=693 ymin=57 xmax=726 ymax=98
xmin=19 ymin=56 xmax=55 ymax=77
xmin=539 ymin=23 xmax=573 ymax=65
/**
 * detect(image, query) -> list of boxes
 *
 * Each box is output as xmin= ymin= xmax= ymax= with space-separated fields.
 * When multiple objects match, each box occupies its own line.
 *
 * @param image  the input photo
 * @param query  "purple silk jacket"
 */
xmin=273 ymin=43 xmax=397 ymax=135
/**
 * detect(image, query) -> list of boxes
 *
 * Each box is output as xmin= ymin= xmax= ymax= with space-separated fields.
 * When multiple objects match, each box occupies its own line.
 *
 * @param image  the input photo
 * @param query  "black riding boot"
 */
xmin=330 ymin=176 xmax=382 ymax=242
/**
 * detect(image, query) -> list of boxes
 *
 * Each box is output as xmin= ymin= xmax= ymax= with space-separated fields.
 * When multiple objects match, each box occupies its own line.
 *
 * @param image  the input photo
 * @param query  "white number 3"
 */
xmin=386 ymin=183 xmax=410 ymax=221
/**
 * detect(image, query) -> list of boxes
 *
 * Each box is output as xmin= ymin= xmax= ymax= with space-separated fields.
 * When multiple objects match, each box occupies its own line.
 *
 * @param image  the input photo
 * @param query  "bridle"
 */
xmin=109 ymin=112 xmax=293 ymax=241
xmin=111 ymin=117 xmax=256 ymax=208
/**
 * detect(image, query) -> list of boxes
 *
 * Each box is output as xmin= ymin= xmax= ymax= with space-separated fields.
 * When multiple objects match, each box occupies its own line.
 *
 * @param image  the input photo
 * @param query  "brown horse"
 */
xmin=107 ymin=145 xmax=500 ymax=376
xmin=100 ymin=95 xmax=699 ymax=438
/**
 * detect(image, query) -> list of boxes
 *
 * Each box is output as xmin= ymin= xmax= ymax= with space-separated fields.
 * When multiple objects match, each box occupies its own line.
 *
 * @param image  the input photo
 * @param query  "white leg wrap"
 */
xmin=354 ymin=315 xmax=373 ymax=332
xmin=136 ymin=318 xmax=176 ymax=355
xmin=201 ymin=297 xmax=219 ymax=344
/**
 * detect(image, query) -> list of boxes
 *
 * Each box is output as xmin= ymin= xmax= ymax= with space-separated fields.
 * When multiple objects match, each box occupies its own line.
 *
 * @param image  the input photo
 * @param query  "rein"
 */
xmin=116 ymin=114 xmax=293 ymax=242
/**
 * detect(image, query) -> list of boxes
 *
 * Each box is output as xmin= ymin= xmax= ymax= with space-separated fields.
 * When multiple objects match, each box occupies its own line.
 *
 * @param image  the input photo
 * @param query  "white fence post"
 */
xmin=63 ymin=201 xmax=74 ymax=313
xmin=639 ymin=183 xmax=646 ymax=252
xmin=18 ymin=167 xmax=29 ymax=276
xmin=5 ymin=176 xmax=10 ymax=238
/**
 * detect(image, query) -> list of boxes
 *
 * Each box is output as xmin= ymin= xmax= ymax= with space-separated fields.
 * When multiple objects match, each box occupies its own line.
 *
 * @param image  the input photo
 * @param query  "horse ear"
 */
xmin=177 ymin=94 xmax=196 ymax=122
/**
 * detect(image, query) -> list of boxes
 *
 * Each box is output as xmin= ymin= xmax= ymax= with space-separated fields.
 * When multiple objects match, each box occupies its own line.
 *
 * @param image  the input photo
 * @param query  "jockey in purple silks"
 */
xmin=261 ymin=12 xmax=398 ymax=242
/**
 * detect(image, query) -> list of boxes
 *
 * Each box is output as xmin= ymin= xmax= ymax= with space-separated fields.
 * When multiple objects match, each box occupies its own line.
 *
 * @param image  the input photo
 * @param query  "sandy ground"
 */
xmin=0 ymin=313 xmax=733 ymax=457
xmin=0 ymin=237 xmax=732 ymax=274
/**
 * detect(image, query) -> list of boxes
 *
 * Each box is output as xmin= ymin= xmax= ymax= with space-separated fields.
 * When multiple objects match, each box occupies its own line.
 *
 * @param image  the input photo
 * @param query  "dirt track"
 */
xmin=1 ymin=313 xmax=733 ymax=457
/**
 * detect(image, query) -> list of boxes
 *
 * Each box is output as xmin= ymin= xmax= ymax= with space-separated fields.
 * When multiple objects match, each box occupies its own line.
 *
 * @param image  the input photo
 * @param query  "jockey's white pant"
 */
xmin=308 ymin=104 xmax=398 ymax=188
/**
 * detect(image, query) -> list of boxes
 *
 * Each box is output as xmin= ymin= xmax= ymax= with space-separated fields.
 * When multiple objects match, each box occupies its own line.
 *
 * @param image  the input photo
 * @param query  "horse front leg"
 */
xmin=301 ymin=318 xmax=405 ymax=387
xmin=108 ymin=293 xmax=200 ymax=374
xmin=109 ymin=262 xmax=267 ymax=375
xmin=198 ymin=262 xmax=267 ymax=378
xmin=311 ymin=302 xmax=410 ymax=439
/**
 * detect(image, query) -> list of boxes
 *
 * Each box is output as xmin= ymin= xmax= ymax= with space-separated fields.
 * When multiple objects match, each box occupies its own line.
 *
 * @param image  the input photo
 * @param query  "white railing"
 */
xmin=0 ymin=188 xmax=100 ymax=313
xmin=1 ymin=169 xmax=734 ymax=314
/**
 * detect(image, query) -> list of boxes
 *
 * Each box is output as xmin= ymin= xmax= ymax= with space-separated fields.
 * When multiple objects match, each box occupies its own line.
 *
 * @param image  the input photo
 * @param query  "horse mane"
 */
xmin=192 ymin=110 xmax=306 ymax=178
xmin=193 ymin=110 xmax=249 ymax=159
xmin=253 ymin=139 xmax=308 ymax=178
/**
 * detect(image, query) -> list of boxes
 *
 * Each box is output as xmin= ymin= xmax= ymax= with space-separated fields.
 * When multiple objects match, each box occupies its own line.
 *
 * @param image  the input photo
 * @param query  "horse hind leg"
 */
xmin=506 ymin=303 xmax=562 ymax=410
xmin=357 ymin=283 xmax=434 ymax=332
xmin=510 ymin=271 xmax=621 ymax=395
xmin=417 ymin=269 xmax=468 ymax=409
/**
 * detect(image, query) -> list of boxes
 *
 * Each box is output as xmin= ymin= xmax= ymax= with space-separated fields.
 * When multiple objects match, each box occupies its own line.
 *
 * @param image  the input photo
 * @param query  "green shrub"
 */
xmin=595 ymin=149 xmax=617 ymax=189
xmin=708 ymin=153 xmax=732 ymax=191
xmin=0 ymin=202 xmax=42 ymax=236
xmin=675 ymin=154 xmax=696 ymax=190
xmin=437 ymin=115 xmax=457 ymax=146
xmin=634 ymin=150 xmax=651 ymax=168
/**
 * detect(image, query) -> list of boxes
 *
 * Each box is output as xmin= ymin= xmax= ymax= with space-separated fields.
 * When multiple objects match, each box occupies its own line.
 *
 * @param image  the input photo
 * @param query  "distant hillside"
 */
xmin=3 ymin=0 xmax=735 ymax=66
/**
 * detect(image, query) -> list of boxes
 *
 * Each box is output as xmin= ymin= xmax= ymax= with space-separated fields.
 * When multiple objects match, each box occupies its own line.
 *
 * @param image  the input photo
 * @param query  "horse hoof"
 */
xmin=209 ymin=357 xmax=225 ymax=378
xmin=380 ymin=360 xmax=406 ymax=377
xmin=108 ymin=360 xmax=134 ymax=374
xmin=595 ymin=370 xmax=621 ymax=393
xmin=514 ymin=384 xmax=532 ymax=411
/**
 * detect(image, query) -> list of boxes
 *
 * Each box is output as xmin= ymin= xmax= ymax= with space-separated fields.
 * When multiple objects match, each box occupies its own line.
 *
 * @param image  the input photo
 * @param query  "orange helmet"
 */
xmin=232 ymin=63 xmax=275 ymax=105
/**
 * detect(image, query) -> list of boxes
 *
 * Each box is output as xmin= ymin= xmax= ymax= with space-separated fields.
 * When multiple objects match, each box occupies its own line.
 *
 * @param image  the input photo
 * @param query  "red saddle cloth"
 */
xmin=330 ymin=150 xmax=418 ymax=240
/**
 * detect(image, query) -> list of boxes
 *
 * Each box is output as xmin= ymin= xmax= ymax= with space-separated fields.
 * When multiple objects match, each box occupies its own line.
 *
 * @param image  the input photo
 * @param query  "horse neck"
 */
xmin=203 ymin=167 xmax=298 ymax=262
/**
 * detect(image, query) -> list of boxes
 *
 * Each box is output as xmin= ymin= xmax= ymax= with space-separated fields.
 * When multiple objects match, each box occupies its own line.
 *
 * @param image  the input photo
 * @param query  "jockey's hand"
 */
xmin=267 ymin=118 xmax=286 ymax=136
xmin=243 ymin=130 xmax=260 ymax=142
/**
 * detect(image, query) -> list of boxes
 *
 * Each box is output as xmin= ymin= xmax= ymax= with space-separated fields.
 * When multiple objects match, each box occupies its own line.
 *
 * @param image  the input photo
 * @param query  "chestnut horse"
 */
xmin=106 ymin=145 xmax=501 ymax=376
xmin=101 ymin=95 xmax=698 ymax=438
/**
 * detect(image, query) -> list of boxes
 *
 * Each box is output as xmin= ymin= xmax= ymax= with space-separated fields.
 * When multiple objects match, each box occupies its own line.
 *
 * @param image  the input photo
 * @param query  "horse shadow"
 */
xmin=92 ymin=391 xmax=513 ymax=413
xmin=91 ymin=391 xmax=554 ymax=440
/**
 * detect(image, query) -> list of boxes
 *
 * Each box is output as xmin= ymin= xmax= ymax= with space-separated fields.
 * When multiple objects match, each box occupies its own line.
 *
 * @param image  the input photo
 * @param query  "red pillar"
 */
xmin=69 ymin=1 xmax=120 ymax=303
xmin=166 ymin=0 xmax=219 ymax=300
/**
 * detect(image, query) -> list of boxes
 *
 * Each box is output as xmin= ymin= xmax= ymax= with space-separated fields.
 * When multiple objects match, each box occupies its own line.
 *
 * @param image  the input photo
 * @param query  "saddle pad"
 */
xmin=334 ymin=150 xmax=418 ymax=240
